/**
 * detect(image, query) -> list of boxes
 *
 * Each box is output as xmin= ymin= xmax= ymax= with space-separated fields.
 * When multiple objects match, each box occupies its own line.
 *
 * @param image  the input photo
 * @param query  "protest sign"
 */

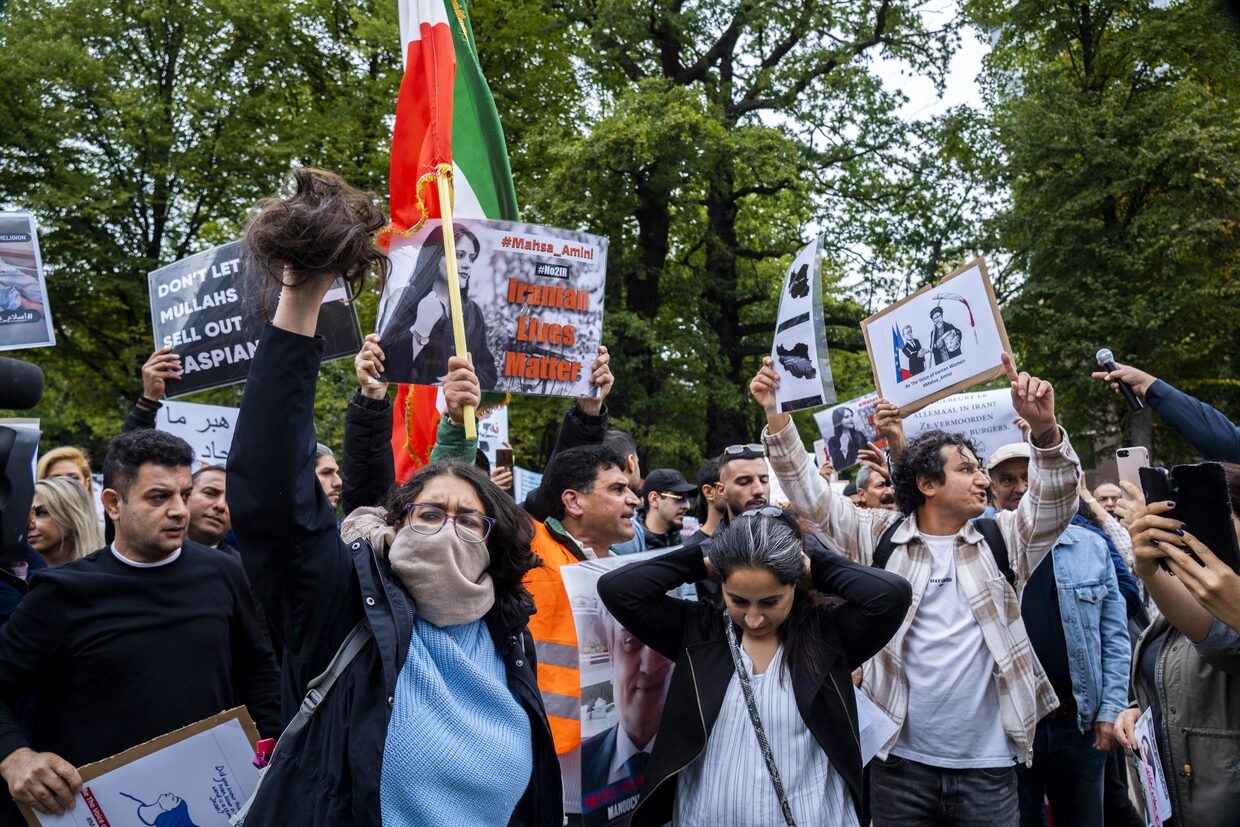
xmin=476 ymin=405 xmax=509 ymax=469
xmin=21 ymin=707 xmax=259 ymax=827
xmin=0 ymin=212 xmax=55 ymax=351
xmin=513 ymin=465 xmax=543 ymax=504
xmin=861 ymin=258 xmax=1010 ymax=416
xmin=770 ymin=236 xmax=836 ymax=412
xmin=375 ymin=218 xmax=608 ymax=397
xmin=903 ymin=389 xmax=1023 ymax=466
xmin=561 ymin=551 xmax=680 ymax=826
xmin=1133 ymin=707 xmax=1172 ymax=826
xmin=148 ymin=241 xmax=362 ymax=397
xmin=813 ymin=392 xmax=886 ymax=472
xmin=156 ymin=400 xmax=239 ymax=467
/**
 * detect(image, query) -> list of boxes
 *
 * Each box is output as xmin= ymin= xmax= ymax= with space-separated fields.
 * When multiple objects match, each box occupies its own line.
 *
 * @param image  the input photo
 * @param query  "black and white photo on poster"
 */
xmin=812 ymin=392 xmax=886 ymax=471
xmin=375 ymin=218 xmax=607 ymax=398
xmin=861 ymin=257 xmax=1011 ymax=415
xmin=0 ymin=212 xmax=55 ymax=351
xmin=770 ymin=236 xmax=835 ymax=412
xmin=148 ymin=241 xmax=362 ymax=397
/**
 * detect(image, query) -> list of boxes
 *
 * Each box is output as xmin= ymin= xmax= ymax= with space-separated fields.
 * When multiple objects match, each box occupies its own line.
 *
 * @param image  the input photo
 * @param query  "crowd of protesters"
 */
xmin=0 ymin=168 xmax=1237 ymax=827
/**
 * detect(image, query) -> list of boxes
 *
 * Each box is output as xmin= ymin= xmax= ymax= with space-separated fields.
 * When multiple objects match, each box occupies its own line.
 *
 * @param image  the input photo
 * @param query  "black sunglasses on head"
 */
xmin=722 ymin=443 xmax=764 ymax=457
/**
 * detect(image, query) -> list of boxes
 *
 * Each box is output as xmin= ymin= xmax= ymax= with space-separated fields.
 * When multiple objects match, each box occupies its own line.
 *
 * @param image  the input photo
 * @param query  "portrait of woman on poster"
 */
xmin=378 ymin=224 xmax=498 ymax=388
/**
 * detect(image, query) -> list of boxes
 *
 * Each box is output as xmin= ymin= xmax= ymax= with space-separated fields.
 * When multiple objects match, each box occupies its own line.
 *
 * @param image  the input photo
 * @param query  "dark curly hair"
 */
xmin=891 ymin=429 xmax=981 ymax=514
xmin=103 ymin=430 xmax=194 ymax=498
xmin=541 ymin=445 xmax=627 ymax=520
xmin=242 ymin=167 xmax=390 ymax=298
xmin=381 ymin=461 xmax=539 ymax=629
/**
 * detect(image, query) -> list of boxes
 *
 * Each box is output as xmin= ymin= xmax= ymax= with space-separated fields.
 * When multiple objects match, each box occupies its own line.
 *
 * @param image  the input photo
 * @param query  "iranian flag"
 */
xmin=387 ymin=0 xmax=517 ymax=483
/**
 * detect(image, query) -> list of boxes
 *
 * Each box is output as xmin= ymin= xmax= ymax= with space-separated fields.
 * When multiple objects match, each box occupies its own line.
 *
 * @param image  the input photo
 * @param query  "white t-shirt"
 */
xmin=891 ymin=532 xmax=1017 ymax=768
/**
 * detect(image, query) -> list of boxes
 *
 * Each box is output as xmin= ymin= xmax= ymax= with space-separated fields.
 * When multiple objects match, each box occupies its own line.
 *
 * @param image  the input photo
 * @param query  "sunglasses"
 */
xmin=722 ymin=443 xmax=764 ymax=456
xmin=655 ymin=491 xmax=688 ymax=502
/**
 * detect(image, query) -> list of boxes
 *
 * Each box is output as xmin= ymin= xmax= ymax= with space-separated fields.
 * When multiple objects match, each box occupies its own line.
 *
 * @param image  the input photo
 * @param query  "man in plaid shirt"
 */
xmin=751 ymin=353 xmax=1080 ymax=827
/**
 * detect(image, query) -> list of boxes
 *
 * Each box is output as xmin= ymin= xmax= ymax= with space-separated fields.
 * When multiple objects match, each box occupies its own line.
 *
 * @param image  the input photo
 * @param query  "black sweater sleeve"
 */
xmin=223 ymin=556 xmax=283 ymax=738
xmin=597 ymin=546 xmax=707 ymax=662
xmin=227 ymin=325 xmax=362 ymax=680
xmin=341 ymin=391 xmax=396 ymax=513
xmin=521 ymin=403 xmax=609 ymax=521
xmin=808 ymin=543 xmax=912 ymax=669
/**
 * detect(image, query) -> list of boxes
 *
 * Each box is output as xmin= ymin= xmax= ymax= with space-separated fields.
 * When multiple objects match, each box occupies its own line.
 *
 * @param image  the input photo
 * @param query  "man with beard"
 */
xmin=314 ymin=445 xmax=342 ymax=512
xmin=681 ymin=445 xmax=770 ymax=599
xmin=580 ymin=610 xmax=674 ymax=796
xmin=929 ymin=306 xmax=963 ymax=365
xmin=612 ymin=469 xmax=696 ymax=555
xmin=855 ymin=464 xmax=897 ymax=510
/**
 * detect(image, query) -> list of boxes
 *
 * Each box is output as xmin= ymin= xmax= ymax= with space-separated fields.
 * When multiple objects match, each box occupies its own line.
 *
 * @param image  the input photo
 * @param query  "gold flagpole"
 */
xmin=435 ymin=164 xmax=476 ymax=439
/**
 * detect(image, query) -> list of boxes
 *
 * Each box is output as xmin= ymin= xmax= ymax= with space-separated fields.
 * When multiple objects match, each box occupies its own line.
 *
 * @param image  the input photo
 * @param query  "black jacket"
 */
xmin=597 ymin=544 xmax=912 ymax=826
xmin=228 ymin=324 xmax=562 ymax=826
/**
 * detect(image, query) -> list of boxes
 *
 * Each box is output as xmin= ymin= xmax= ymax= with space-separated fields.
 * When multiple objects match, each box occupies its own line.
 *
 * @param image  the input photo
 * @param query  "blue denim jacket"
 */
xmin=1044 ymin=524 xmax=1131 ymax=732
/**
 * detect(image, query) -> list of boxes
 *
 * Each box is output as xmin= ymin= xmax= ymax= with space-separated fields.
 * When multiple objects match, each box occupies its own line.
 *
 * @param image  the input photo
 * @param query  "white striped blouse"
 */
xmin=672 ymin=645 xmax=858 ymax=827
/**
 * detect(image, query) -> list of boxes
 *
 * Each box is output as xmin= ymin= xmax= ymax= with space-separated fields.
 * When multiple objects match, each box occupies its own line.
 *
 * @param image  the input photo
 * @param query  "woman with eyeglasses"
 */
xmin=597 ymin=509 xmax=911 ymax=826
xmin=225 ymin=168 xmax=561 ymax=826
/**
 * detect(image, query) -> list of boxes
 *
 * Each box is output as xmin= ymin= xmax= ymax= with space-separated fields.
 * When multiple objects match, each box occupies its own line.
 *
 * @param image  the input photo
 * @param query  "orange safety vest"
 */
xmin=523 ymin=518 xmax=585 ymax=754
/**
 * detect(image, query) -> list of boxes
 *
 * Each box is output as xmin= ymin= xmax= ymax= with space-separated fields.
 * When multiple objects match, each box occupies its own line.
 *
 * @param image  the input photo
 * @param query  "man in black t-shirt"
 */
xmin=0 ymin=430 xmax=279 ymax=819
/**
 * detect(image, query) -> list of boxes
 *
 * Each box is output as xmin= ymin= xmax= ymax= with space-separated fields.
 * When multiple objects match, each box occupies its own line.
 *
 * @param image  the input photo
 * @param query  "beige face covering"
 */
xmin=387 ymin=527 xmax=495 ymax=627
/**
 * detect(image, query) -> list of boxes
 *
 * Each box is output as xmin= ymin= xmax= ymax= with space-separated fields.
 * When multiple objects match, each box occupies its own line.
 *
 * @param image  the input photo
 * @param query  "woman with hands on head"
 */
xmin=596 ymin=508 xmax=911 ymax=826
xmin=1112 ymin=462 xmax=1240 ymax=827
xmin=226 ymin=168 xmax=561 ymax=826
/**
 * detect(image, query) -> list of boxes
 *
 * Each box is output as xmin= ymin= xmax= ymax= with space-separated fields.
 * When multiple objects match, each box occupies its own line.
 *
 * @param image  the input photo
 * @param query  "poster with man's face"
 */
xmin=561 ymin=551 xmax=681 ymax=826
xmin=0 ymin=212 xmax=55 ymax=351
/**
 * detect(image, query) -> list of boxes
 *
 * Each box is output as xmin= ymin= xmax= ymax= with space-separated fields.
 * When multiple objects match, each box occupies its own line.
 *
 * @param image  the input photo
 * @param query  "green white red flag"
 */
xmin=386 ymin=0 xmax=517 ymax=483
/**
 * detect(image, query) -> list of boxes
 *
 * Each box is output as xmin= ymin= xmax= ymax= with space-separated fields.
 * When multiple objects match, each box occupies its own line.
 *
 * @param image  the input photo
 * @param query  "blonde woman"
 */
xmin=27 ymin=478 xmax=104 ymax=567
xmin=36 ymin=447 xmax=95 ymax=502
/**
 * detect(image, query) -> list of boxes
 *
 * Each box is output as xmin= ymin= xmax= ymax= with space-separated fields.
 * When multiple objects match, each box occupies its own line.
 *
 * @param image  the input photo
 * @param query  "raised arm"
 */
xmin=752 ymin=357 xmax=895 ymax=564
xmin=597 ymin=545 xmax=706 ymax=661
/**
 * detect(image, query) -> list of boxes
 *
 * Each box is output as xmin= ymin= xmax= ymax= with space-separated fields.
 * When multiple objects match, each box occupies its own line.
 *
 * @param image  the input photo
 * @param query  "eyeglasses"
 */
xmin=655 ymin=491 xmax=687 ymax=502
xmin=723 ymin=443 xmax=764 ymax=457
xmin=403 ymin=503 xmax=495 ymax=543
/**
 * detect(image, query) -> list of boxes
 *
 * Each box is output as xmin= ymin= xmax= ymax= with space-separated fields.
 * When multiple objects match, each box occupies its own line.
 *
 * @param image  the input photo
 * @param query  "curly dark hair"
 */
xmin=380 ymin=461 xmax=539 ymax=629
xmin=540 ymin=445 xmax=627 ymax=520
xmin=102 ymin=430 xmax=194 ymax=498
xmin=891 ymin=429 xmax=981 ymax=514
xmin=242 ymin=167 xmax=390 ymax=298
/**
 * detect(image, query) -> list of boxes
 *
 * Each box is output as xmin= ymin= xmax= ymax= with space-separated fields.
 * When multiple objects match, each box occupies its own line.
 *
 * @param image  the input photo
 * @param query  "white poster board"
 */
xmin=561 ymin=550 xmax=681 ymax=826
xmin=770 ymin=236 xmax=836 ymax=412
xmin=1134 ymin=707 xmax=1172 ymax=826
xmin=23 ymin=708 xmax=259 ymax=827
xmin=156 ymin=400 xmax=239 ymax=467
xmin=861 ymin=258 xmax=1011 ymax=415
xmin=903 ymin=389 xmax=1023 ymax=466
xmin=376 ymin=218 xmax=608 ymax=397
xmin=476 ymin=406 xmax=509 ymax=469
xmin=812 ymin=392 xmax=886 ymax=471
xmin=513 ymin=466 xmax=543 ymax=504
xmin=0 ymin=212 xmax=55 ymax=351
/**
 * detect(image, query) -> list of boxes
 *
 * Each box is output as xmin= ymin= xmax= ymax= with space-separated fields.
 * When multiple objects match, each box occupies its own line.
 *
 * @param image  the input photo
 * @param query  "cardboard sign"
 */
xmin=561 ymin=551 xmax=680 ymax=826
xmin=903 ymin=389 xmax=1023 ymax=466
xmin=375 ymin=218 xmax=608 ymax=397
xmin=22 ymin=708 xmax=260 ymax=827
xmin=156 ymin=400 xmax=239 ymax=467
xmin=861 ymin=258 xmax=1011 ymax=415
xmin=148 ymin=241 xmax=362 ymax=397
xmin=0 ymin=212 xmax=55 ymax=351
xmin=770 ymin=236 xmax=835 ymax=412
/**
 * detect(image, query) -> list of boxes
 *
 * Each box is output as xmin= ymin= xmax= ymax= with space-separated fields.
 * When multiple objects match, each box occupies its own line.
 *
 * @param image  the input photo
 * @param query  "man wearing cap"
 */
xmin=988 ymin=442 xmax=1130 ymax=827
xmin=929 ymin=305 xmax=963 ymax=364
xmin=611 ymin=468 xmax=696 ymax=555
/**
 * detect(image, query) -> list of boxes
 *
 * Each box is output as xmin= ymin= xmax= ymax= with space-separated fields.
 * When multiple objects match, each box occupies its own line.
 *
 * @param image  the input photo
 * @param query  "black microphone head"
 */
xmin=1095 ymin=348 xmax=1115 ymax=368
xmin=0 ymin=356 xmax=44 ymax=410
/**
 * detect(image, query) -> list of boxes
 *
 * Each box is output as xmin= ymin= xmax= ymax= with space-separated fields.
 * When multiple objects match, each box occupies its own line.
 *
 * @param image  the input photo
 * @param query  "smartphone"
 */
xmin=1139 ymin=463 xmax=1240 ymax=573
xmin=1116 ymin=446 xmax=1150 ymax=491
xmin=495 ymin=447 xmax=513 ymax=471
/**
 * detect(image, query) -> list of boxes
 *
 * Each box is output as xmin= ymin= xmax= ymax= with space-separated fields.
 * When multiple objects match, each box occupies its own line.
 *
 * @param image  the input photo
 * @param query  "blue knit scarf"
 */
xmin=379 ymin=617 xmax=533 ymax=826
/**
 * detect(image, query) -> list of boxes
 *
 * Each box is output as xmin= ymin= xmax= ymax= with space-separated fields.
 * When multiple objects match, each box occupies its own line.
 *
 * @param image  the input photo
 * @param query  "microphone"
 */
xmin=1095 ymin=348 xmax=1144 ymax=412
xmin=0 ymin=356 xmax=44 ymax=410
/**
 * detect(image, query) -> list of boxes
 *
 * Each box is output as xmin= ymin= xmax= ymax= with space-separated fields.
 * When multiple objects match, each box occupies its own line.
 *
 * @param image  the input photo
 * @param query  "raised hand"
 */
xmin=872 ymin=398 xmax=905 ymax=457
xmin=443 ymin=355 xmax=481 ymax=425
xmin=749 ymin=357 xmax=780 ymax=415
xmin=354 ymin=334 xmax=387 ymax=399
xmin=1001 ymin=352 xmax=1059 ymax=447
xmin=141 ymin=347 xmax=182 ymax=400
xmin=1091 ymin=361 xmax=1157 ymax=400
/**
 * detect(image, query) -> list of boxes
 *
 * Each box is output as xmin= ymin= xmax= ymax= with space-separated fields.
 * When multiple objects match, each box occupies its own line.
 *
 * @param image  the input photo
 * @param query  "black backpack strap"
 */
xmin=871 ymin=517 xmax=906 ymax=570
xmin=972 ymin=517 xmax=1016 ymax=589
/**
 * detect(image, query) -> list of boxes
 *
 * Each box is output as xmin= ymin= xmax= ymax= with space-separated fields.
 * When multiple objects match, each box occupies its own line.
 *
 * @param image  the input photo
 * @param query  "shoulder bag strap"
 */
xmin=722 ymin=610 xmax=797 ymax=827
